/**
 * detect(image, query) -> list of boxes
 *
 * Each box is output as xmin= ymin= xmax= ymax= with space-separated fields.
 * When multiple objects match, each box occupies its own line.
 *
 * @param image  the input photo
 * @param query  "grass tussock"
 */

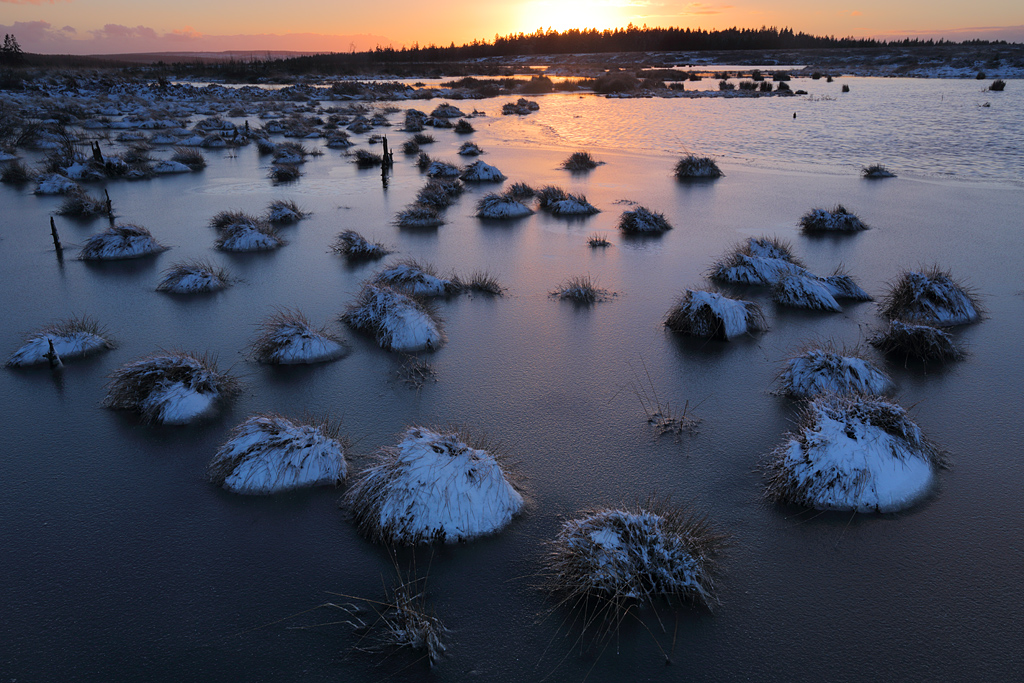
xmin=798 ymin=204 xmax=869 ymax=233
xmin=170 ymin=146 xmax=206 ymax=171
xmin=506 ymin=181 xmax=535 ymax=199
xmin=458 ymin=271 xmax=504 ymax=296
xmin=57 ymin=190 xmax=110 ymax=217
xmin=665 ymin=288 xmax=767 ymax=340
xmin=553 ymin=275 xmax=610 ymax=305
xmin=250 ymin=309 xmax=346 ymax=364
xmin=617 ymin=206 xmax=672 ymax=234
xmin=269 ymin=163 xmax=301 ymax=182
xmin=1 ymin=160 xmax=33 ymax=184
xmin=156 ymin=259 xmax=231 ymax=294
xmin=989 ymin=79 xmax=1006 ymax=92
xmin=587 ymin=234 xmax=612 ymax=247
xmin=395 ymin=204 xmax=444 ymax=229
xmin=331 ymin=230 xmax=391 ymax=261
xmin=5 ymin=315 xmax=116 ymax=368
xmin=453 ymin=119 xmax=475 ymax=134
xmin=861 ymin=163 xmax=896 ymax=179
xmin=415 ymin=178 xmax=464 ymax=208
xmin=79 ymin=224 xmax=167 ymax=261
xmin=561 ymin=151 xmax=601 ymax=171
xmin=879 ymin=267 xmax=982 ymax=327
xmin=265 ymin=199 xmax=309 ymax=223
xmin=869 ymin=319 xmax=963 ymax=364
xmin=210 ymin=210 xmax=258 ymax=230
xmin=674 ymin=155 xmax=723 ymax=179
xmin=352 ymin=149 xmax=384 ymax=167
xmin=542 ymin=499 xmax=726 ymax=641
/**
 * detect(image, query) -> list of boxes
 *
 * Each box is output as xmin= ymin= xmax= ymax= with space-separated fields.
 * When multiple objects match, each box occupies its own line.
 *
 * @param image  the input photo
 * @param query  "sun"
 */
xmin=515 ymin=0 xmax=627 ymax=33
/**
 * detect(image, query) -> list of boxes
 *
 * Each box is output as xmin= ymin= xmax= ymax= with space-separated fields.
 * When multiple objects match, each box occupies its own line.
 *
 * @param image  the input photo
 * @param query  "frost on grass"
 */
xmin=799 ymin=204 xmax=869 ymax=233
xmin=34 ymin=173 xmax=79 ymax=195
xmin=561 ymin=151 xmax=602 ymax=171
xmin=342 ymin=284 xmax=445 ymax=353
xmin=544 ymin=502 xmax=725 ymax=635
xmin=459 ymin=160 xmax=506 ymax=183
xmin=820 ymin=268 xmax=872 ymax=301
xmin=103 ymin=352 xmax=239 ymax=425
xmin=709 ymin=238 xmax=810 ymax=286
xmin=6 ymin=316 xmax=114 ymax=368
xmin=773 ymin=275 xmax=842 ymax=312
xmin=345 ymin=426 xmax=524 ymax=545
xmin=374 ymin=260 xmax=460 ymax=297
xmin=170 ymin=146 xmax=206 ymax=171
xmin=553 ymin=275 xmax=610 ymax=305
xmin=475 ymin=191 xmax=534 ymax=219
xmin=415 ymin=179 xmax=464 ymax=209
xmin=208 ymin=414 xmax=346 ymax=494
xmin=879 ymin=268 xmax=981 ymax=327
xmin=157 ymin=259 xmax=231 ymax=294
xmin=331 ymin=230 xmax=391 ymax=261
xmin=779 ymin=343 xmax=893 ymax=398
xmin=764 ymin=395 xmax=945 ymax=512
xmin=862 ymin=164 xmax=896 ymax=179
xmin=57 ymin=190 xmax=109 ymax=217
xmin=536 ymin=186 xmax=599 ymax=216
xmin=674 ymin=155 xmax=723 ymax=179
xmin=665 ymin=289 xmax=767 ymax=340
xmin=216 ymin=222 xmax=284 ymax=252
xmin=395 ymin=204 xmax=444 ymax=229
xmin=265 ymin=199 xmax=308 ymax=223
xmin=79 ymin=224 xmax=167 ymax=261
xmin=425 ymin=160 xmax=461 ymax=179
xmin=869 ymin=320 xmax=963 ymax=364
xmin=617 ymin=206 xmax=672 ymax=234
xmin=251 ymin=310 xmax=347 ymax=364
xmin=457 ymin=142 xmax=484 ymax=156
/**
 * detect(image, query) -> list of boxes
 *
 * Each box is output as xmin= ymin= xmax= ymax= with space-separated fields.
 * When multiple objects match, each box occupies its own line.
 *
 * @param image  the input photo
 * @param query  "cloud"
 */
xmin=681 ymin=3 xmax=733 ymax=16
xmin=0 ymin=20 xmax=394 ymax=54
xmin=873 ymin=24 xmax=1024 ymax=42
xmin=0 ymin=1 xmax=71 ymax=4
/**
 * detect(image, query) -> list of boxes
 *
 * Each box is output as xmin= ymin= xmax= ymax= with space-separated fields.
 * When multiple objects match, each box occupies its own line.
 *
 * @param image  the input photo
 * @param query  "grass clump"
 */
xmin=79 ymin=224 xmax=167 ymax=261
xmin=342 ymin=284 xmax=445 ymax=353
xmin=587 ymin=234 xmax=611 ymax=247
xmin=798 ymin=204 xmax=869 ymax=233
xmin=415 ymin=178 xmax=464 ymax=208
xmin=210 ymin=210 xmax=258 ymax=230
xmin=268 ymin=163 xmax=301 ymax=182
xmin=6 ymin=315 xmax=115 ymax=368
xmin=552 ymin=275 xmax=610 ymax=305
xmin=861 ymin=163 xmax=896 ymax=179
xmin=665 ymin=288 xmax=766 ymax=340
xmin=869 ymin=320 xmax=963 ymax=364
xmin=215 ymin=222 xmax=284 ymax=252
xmin=674 ymin=155 xmax=723 ymax=179
xmin=459 ymin=271 xmax=504 ymax=296
xmin=561 ymin=151 xmax=601 ymax=171
xmin=778 ymin=341 xmax=893 ymax=398
xmin=1 ymin=160 xmax=32 ymax=184
xmin=989 ymin=79 xmax=1006 ymax=92
xmin=617 ymin=206 xmax=672 ymax=234
xmin=352 ymin=149 xmax=383 ymax=167
xmin=879 ymin=267 xmax=981 ymax=327
xmin=57 ymin=190 xmax=110 ymax=217
xmin=453 ymin=119 xmax=475 ymax=134
xmin=170 ymin=146 xmax=206 ymax=171
xmin=331 ymin=230 xmax=391 ymax=261
xmin=265 ymin=199 xmax=308 ymax=223
xmin=395 ymin=204 xmax=444 ymax=229
xmin=250 ymin=309 xmax=346 ymax=365
xmin=157 ymin=259 xmax=231 ymax=294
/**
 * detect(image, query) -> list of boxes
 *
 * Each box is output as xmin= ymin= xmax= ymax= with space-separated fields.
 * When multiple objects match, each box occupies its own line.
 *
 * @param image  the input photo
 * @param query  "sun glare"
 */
xmin=516 ymin=0 xmax=627 ymax=34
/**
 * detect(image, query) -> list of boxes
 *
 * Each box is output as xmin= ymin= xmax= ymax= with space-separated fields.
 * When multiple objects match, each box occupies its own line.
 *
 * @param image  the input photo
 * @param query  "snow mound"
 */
xmin=265 ymin=200 xmax=307 ymax=223
xmin=869 ymin=320 xmax=963 ymax=363
xmin=744 ymin=236 xmax=798 ymax=261
xmin=710 ymin=253 xmax=811 ymax=285
xmin=35 ymin=174 xmax=79 ymax=195
xmin=215 ymin=222 xmax=284 ymax=252
xmin=395 ymin=204 xmax=444 ymax=229
xmin=151 ymin=160 xmax=192 ymax=174
xmin=545 ymin=505 xmax=722 ymax=611
xmin=764 ymin=395 xmax=944 ymax=513
xmin=799 ymin=204 xmax=869 ymax=233
xmin=429 ymin=103 xmax=466 ymax=118
xmin=548 ymin=195 xmax=599 ymax=216
xmin=374 ymin=260 xmax=460 ymax=297
xmin=346 ymin=426 xmax=523 ymax=544
xmin=773 ymin=275 xmax=842 ymax=312
xmin=251 ymin=310 xmax=346 ymax=364
xmin=665 ymin=289 xmax=767 ymax=340
xmin=821 ymin=272 xmax=872 ymax=301
xmin=617 ymin=206 xmax=672 ymax=233
xmin=209 ymin=414 xmax=346 ymax=494
xmin=79 ymin=224 xmax=167 ymax=261
xmin=459 ymin=161 xmax=505 ymax=182
xmin=6 ymin=317 xmax=114 ymax=367
xmin=343 ymin=284 xmax=445 ymax=352
xmin=780 ymin=347 xmax=893 ymax=398
xmin=157 ymin=260 xmax=230 ymax=294
xmin=103 ymin=352 xmax=239 ymax=425
xmin=331 ymin=230 xmax=390 ymax=261
xmin=458 ymin=142 xmax=484 ymax=156
xmin=475 ymin=193 xmax=534 ymax=219
xmin=880 ymin=269 xmax=981 ymax=326
xmin=426 ymin=160 xmax=461 ymax=178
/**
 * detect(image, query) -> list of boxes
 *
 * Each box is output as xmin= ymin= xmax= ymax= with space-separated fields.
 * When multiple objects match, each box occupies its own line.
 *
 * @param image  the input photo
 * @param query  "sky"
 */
xmin=2 ymin=0 xmax=1022 ymax=55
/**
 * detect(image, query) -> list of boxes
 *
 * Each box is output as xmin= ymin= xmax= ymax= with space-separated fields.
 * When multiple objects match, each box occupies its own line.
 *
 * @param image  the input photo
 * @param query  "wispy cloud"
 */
xmin=681 ymin=2 xmax=733 ymax=15
xmin=872 ymin=24 xmax=1024 ymax=42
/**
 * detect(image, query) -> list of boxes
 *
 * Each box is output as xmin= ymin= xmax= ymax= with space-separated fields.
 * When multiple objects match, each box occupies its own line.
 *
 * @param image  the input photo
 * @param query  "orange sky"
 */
xmin=2 ymin=0 xmax=1022 ymax=54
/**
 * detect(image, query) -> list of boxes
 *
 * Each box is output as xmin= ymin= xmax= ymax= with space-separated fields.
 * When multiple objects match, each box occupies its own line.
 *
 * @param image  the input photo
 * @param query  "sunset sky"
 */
xmin=2 ymin=0 xmax=1022 ymax=54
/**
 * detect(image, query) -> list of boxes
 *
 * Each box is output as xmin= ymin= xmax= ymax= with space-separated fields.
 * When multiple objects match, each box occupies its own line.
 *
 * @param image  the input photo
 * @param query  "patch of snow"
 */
xmin=460 ymin=161 xmax=505 ymax=182
xmin=773 ymin=275 xmax=842 ymax=312
xmin=151 ymin=160 xmax=192 ymax=174
xmin=780 ymin=349 xmax=893 ymax=398
xmin=79 ymin=224 xmax=166 ymax=261
xmin=476 ymin=193 xmax=534 ymax=219
xmin=343 ymin=284 xmax=444 ymax=352
xmin=34 ymin=174 xmax=79 ymax=195
xmin=7 ymin=330 xmax=113 ymax=367
xmin=711 ymin=254 xmax=811 ymax=285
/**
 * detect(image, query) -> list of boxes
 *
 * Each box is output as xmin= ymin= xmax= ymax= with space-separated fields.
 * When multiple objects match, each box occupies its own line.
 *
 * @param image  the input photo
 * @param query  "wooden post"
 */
xmin=381 ymin=136 xmax=391 ymax=168
xmin=92 ymin=141 xmax=103 ymax=163
xmin=45 ymin=338 xmax=63 ymax=370
xmin=104 ymin=188 xmax=113 ymax=216
xmin=50 ymin=216 xmax=63 ymax=262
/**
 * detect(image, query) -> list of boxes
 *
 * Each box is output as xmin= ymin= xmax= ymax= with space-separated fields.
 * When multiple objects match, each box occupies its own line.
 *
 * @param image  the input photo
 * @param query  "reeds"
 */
xmin=553 ymin=275 xmax=609 ymax=304
xmin=561 ymin=151 xmax=600 ymax=171
xmin=170 ymin=146 xmax=206 ymax=171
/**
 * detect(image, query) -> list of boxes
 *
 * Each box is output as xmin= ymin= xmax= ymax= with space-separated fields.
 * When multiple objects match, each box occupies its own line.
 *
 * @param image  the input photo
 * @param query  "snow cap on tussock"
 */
xmin=6 ymin=316 xmax=115 ymax=368
xmin=208 ymin=414 xmax=346 ymax=494
xmin=251 ymin=309 xmax=346 ymax=365
xmin=799 ymin=204 xmax=869 ymax=233
xmin=779 ymin=343 xmax=893 ymax=398
xmin=157 ymin=259 xmax=230 ymax=294
xmin=674 ymin=155 xmax=723 ymax=179
xmin=665 ymin=288 xmax=767 ymax=340
xmin=425 ymin=160 xmax=461 ymax=178
xmin=820 ymin=269 xmax=872 ymax=301
xmin=265 ymin=199 xmax=308 ymax=223
xmin=374 ymin=260 xmax=460 ymax=297
xmin=331 ymin=230 xmax=391 ymax=261
xmin=617 ymin=206 xmax=672 ymax=233
xmin=764 ymin=394 xmax=945 ymax=513
xmin=395 ymin=204 xmax=444 ymax=229
xmin=773 ymin=274 xmax=842 ymax=312
xmin=544 ymin=501 xmax=725 ymax=625
xmin=459 ymin=160 xmax=506 ymax=182
xmin=79 ymin=224 xmax=167 ymax=261
xmin=35 ymin=173 xmax=80 ymax=195
xmin=103 ymin=352 xmax=239 ymax=425
xmin=215 ymin=222 xmax=284 ymax=252
xmin=880 ymin=268 xmax=981 ymax=327
xmin=345 ymin=426 xmax=524 ymax=544
xmin=342 ymin=284 xmax=445 ymax=352
xmin=415 ymin=178 xmax=464 ymax=208
xmin=458 ymin=142 xmax=484 ymax=156
xmin=869 ymin=320 xmax=963 ymax=363
xmin=709 ymin=240 xmax=811 ymax=285
xmin=475 ymin=192 xmax=534 ymax=219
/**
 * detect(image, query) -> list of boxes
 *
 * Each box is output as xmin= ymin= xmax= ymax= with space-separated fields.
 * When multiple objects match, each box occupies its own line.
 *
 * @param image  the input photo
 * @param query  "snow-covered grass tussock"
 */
xmin=210 ymin=210 xmax=258 ymax=230
xmin=265 ymin=199 xmax=309 ymax=223
xmin=536 ymin=185 xmax=600 ymax=216
xmin=674 ymin=155 xmax=723 ymax=179
xmin=779 ymin=343 xmax=893 ymax=398
xmin=57 ymin=190 xmax=109 ymax=217
xmin=215 ymin=222 xmax=284 ymax=252
xmin=458 ymin=141 xmax=483 ymax=156
xmin=157 ymin=259 xmax=231 ymax=294
xmin=342 ymin=284 xmax=445 ymax=353
xmin=331 ymin=230 xmax=391 ymax=261
xmin=665 ymin=289 xmax=767 ymax=340
xmin=543 ymin=501 xmax=725 ymax=630
xmin=394 ymin=204 xmax=444 ymax=229
xmin=709 ymin=237 xmax=810 ymax=285
xmin=862 ymin=164 xmax=896 ymax=179
xmin=34 ymin=173 xmax=79 ymax=195
xmin=475 ymin=191 xmax=534 ymax=219
xmin=773 ymin=275 xmax=842 ymax=312
xmin=170 ymin=146 xmax=206 ymax=170
xmin=459 ymin=160 xmax=506 ymax=182
xmin=269 ymin=164 xmax=301 ymax=182
xmin=879 ymin=268 xmax=981 ymax=326
xmin=553 ymin=275 xmax=610 ymax=305
xmin=345 ymin=426 xmax=524 ymax=545
xmin=6 ymin=316 xmax=115 ymax=367
xmin=415 ymin=179 xmax=464 ymax=208
xmin=79 ymin=224 xmax=167 ymax=261
xmin=869 ymin=320 xmax=963 ymax=363
xmin=764 ymin=394 xmax=945 ymax=513
xmin=208 ymin=414 xmax=347 ymax=494
xmin=103 ymin=352 xmax=239 ymax=425
xmin=617 ymin=206 xmax=672 ymax=233
xmin=425 ymin=159 xmax=461 ymax=179
xmin=561 ymin=151 xmax=601 ymax=171
xmin=799 ymin=204 xmax=869 ymax=233
xmin=352 ymin=149 xmax=383 ymax=167
xmin=251 ymin=309 xmax=347 ymax=364
xmin=374 ymin=260 xmax=460 ymax=297
xmin=820 ymin=268 xmax=873 ymax=301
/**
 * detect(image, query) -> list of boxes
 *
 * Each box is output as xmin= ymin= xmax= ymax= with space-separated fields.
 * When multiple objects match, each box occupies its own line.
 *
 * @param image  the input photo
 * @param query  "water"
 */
xmin=2 ymin=78 xmax=1023 ymax=681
